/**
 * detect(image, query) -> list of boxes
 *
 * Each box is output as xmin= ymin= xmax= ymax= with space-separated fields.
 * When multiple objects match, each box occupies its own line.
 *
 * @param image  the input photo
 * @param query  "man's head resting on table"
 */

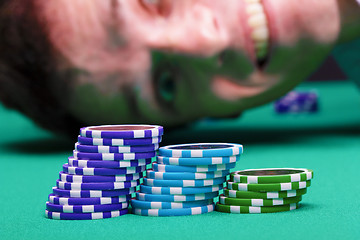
xmin=0 ymin=0 xmax=359 ymax=136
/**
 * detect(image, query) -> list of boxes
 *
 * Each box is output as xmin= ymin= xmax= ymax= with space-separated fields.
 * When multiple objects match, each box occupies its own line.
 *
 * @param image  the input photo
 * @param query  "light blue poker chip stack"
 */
xmin=132 ymin=143 xmax=243 ymax=217
xmin=45 ymin=125 xmax=163 ymax=220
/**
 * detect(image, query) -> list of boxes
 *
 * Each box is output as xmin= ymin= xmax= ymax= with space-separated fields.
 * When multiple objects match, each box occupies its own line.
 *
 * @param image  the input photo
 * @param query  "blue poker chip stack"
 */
xmin=131 ymin=143 xmax=243 ymax=217
xmin=274 ymin=91 xmax=318 ymax=114
xmin=45 ymin=124 xmax=163 ymax=220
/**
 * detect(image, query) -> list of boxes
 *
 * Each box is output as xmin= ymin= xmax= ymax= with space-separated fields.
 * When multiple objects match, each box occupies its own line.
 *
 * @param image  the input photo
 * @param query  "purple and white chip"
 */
xmin=56 ymin=179 xmax=140 ymax=190
xmin=48 ymin=194 xmax=131 ymax=205
xmin=274 ymin=91 xmax=318 ymax=114
xmin=46 ymin=201 xmax=129 ymax=213
xmin=62 ymin=164 xmax=146 ymax=176
xmin=58 ymin=171 xmax=143 ymax=183
xmin=52 ymin=187 xmax=136 ymax=198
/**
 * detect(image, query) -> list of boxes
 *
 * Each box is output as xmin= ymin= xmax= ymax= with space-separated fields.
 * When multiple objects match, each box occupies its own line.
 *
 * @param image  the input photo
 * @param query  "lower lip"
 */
xmin=212 ymin=75 xmax=267 ymax=101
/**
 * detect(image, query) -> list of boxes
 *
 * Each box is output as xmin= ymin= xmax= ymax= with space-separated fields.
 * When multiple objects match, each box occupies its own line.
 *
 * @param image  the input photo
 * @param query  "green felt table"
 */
xmin=1 ymin=81 xmax=359 ymax=240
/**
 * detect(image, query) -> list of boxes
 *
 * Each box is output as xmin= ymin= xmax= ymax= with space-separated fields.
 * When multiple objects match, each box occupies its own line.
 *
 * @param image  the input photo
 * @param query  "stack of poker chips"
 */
xmin=45 ymin=124 xmax=163 ymax=220
xmin=216 ymin=168 xmax=313 ymax=214
xmin=131 ymin=143 xmax=243 ymax=217
xmin=274 ymin=91 xmax=318 ymax=114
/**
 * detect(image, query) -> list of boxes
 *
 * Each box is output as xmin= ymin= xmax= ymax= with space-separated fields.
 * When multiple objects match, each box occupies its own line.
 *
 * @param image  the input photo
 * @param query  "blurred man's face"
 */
xmin=7 ymin=1 xmax=346 ymax=127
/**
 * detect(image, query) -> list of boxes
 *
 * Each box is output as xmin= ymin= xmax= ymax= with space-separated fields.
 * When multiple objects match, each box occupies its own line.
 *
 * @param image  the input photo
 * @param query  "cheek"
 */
xmin=264 ymin=0 xmax=340 ymax=45
xmin=39 ymin=1 xmax=151 ymax=74
xmin=293 ymin=1 xmax=340 ymax=43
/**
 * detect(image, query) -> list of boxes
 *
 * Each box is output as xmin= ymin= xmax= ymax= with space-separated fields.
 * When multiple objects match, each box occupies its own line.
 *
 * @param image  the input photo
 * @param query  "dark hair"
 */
xmin=0 ymin=0 xmax=81 ymax=136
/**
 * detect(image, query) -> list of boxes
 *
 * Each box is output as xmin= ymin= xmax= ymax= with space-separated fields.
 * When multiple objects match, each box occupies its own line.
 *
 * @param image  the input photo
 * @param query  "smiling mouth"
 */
xmin=244 ymin=0 xmax=270 ymax=67
xmin=211 ymin=0 xmax=273 ymax=101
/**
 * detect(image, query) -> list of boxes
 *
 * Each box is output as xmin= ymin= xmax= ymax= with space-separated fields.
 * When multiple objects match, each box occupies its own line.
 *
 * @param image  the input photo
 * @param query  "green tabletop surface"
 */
xmin=1 ymin=81 xmax=359 ymax=240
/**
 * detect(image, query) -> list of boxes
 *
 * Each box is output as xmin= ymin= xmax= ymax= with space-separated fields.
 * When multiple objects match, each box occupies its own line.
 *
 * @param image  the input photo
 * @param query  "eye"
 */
xmin=138 ymin=0 xmax=172 ymax=17
xmin=156 ymin=70 xmax=176 ymax=103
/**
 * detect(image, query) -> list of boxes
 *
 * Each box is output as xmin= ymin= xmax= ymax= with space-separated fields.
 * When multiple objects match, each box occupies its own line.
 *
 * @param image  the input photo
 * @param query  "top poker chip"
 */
xmin=159 ymin=143 xmax=243 ymax=158
xmin=79 ymin=125 xmax=164 ymax=139
xmin=274 ymin=91 xmax=318 ymax=114
xmin=230 ymin=168 xmax=313 ymax=184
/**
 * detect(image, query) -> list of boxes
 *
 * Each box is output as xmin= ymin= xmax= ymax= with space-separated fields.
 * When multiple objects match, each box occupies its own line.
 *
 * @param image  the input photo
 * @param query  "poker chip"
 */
xmin=63 ymin=164 xmax=146 ymax=176
xmin=46 ymin=201 xmax=129 ymax=213
xmin=78 ymin=136 xmax=162 ymax=146
xmin=59 ymin=172 xmax=143 ymax=183
xmin=73 ymin=150 xmax=156 ymax=161
xmin=140 ymin=184 xmax=223 ymax=195
xmin=230 ymin=168 xmax=313 ymax=184
xmin=216 ymin=167 xmax=314 ymax=214
xmin=143 ymin=177 xmax=226 ymax=187
xmin=224 ymin=188 xmax=308 ymax=199
xmin=216 ymin=203 xmax=299 ymax=214
xmin=152 ymin=162 xmax=236 ymax=173
xmin=132 ymin=142 xmax=242 ymax=216
xmin=274 ymin=91 xmax=318 ymax=114
xmin=159 ymin=143 xmax=243 ymax=158
xmin=131 ymin=199 xmax=213 ymax=209
xmin=68 ymin=157 xmax=152 ymax=169
xmin=52 ymin=187 xmax=136 ymax=198
xmin=46 ymin=124 xmax=163 ymax=220
xmin=133 ymin=203 xmax=215 ymax=217
xmin=146 ymin=170 xmax=230 ymax=180
xmin=227 ymin=180 xmax=311 ymax=192
xmin=156 ymin=155 xmax=240 ymax=166
xmin=79 ymin=125 xmax=164 ymax=139
xmin=135 ymin=191 xmax=219 ymax=202
xmin=48 ymin=194 xmax=131 ymax=205
xmin=75 ymin=142 xmax=159 ymax=153
xmin=219 ymin=195 xmax=302 ymax=207
xmin=56 ymin=179 xmax=140 ymax=190
xmin=45 ymin=209 xmax=128 ymax=220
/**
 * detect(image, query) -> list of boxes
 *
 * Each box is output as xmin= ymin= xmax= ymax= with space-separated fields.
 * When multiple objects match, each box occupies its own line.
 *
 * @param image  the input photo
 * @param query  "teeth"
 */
xmin=246 ymin=3 xmax=264 ymax=15
xmin=256 ymin=45 xmax=267 ymax=59
xmin=255 ymin=41 xmax=268 ymax=49
xmin=251 ymin=27 xmax=269 ymax=41
xmin=255 ymin=41 xmax=268 ymax=58
xmin=245 ymin=0 xmax=269 ymax=60
xmin=248 ymin=14 xmax=267 ymax=29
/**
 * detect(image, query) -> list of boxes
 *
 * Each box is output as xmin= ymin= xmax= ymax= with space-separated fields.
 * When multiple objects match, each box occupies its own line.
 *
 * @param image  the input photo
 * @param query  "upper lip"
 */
xmin=239 ymin=0 xmax=258 ymax=63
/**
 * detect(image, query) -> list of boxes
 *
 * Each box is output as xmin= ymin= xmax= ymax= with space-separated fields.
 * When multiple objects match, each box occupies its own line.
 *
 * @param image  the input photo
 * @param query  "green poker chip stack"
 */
xmin=216 ymin=168 xmax=313 ymax=214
